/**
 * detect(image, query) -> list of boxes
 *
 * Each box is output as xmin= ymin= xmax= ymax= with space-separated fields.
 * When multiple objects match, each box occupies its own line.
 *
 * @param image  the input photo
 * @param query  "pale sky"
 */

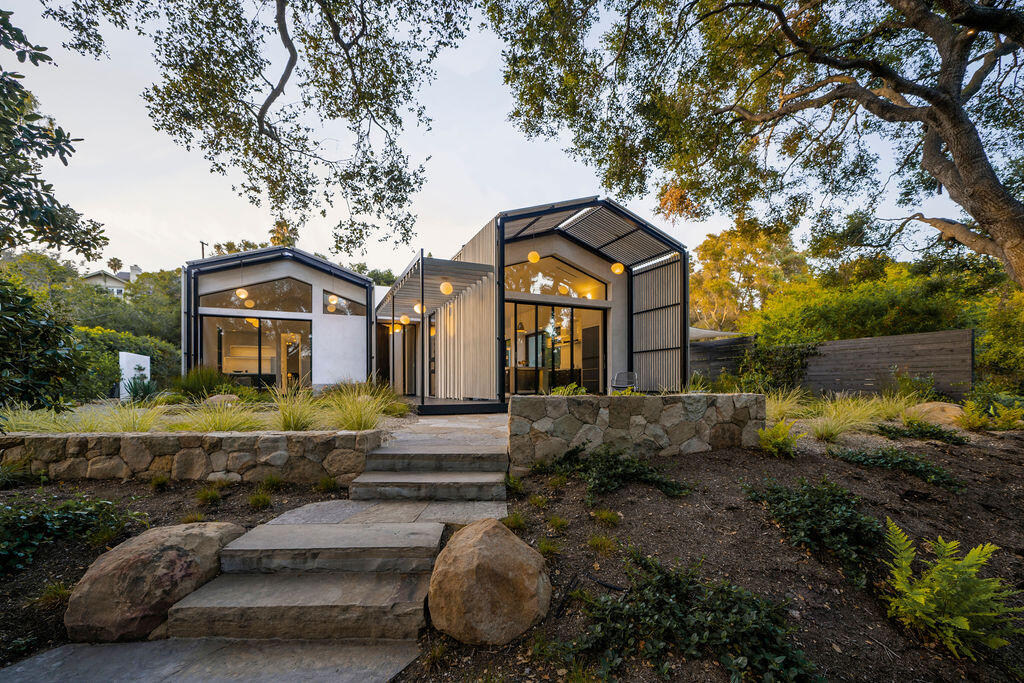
xmin=10 ymin=5 xmax=731 ymax=275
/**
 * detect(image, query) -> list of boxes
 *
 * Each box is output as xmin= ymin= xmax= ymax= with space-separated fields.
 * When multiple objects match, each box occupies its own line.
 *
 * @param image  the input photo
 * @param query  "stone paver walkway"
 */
xmin=0 ymin=638 xmax=419 ymax=682
xmin=383 ymin=413 xmax=508 ymax=451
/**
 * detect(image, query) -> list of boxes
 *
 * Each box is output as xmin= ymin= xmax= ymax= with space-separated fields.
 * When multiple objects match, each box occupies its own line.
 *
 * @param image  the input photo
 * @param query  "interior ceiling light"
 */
xmin=527 ymin=251 xmax=540 ymax=264
xmin=557 ymin=283 xmax=569 ymax=295
xmin=393 ymin=323 xmax=402 ymax=333
xmin=245 ymin=317 xmax=258 ymax=328
xmin=400 ymin=314 xmax=410 ymax=325
xmin=244 ymin=299 xmax=255 ymax=308
xmin=414 ymin=302 xmax=422 ymax=314
xmin=327 ymin=304 xmax=336 ymax=313
xmin=328 ymin=294 xmax=338 ymax=305
xmin=439 ymin=281 xmax=453 ymax=295
xmin=235 ymin=287 xmax=248 ymax=299
xmin=611 ymin=262 xmax=625 ymax=275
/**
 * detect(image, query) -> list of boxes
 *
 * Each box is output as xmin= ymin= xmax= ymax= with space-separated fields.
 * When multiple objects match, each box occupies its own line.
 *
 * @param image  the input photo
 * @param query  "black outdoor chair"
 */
xmin=611 ymin=371 xmax=638 ymax=392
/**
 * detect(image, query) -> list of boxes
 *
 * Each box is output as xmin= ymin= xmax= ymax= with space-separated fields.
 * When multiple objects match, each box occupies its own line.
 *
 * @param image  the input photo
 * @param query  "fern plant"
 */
xmin=883 ymin=518 xmax=1023 ymax=660
xmin=550 ymin=383 xmax=587 ymax=396
xmin=954 ymin=401 xmax=993 ymax=431
xmin=757 ymin=420 xmax=805 ymax=457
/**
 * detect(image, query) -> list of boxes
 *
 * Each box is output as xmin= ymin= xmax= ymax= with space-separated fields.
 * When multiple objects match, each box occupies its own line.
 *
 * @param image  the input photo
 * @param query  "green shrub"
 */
xmin=591 ymin=508 xmax=619 ymax=527
xmin=991 ymin=403 xmax=1024 ymax=430
xmin=313 ymin=476 xmax=339 ymax=493
xmin=502 ymin=511 xmax=527 ymax=531
xmin=248 ymin=492 xmax=272 ymax=510
xmin=757 ymin=420 xmax=804 ymax=457
xmin=122 ymin=375 xmax=160 ymax=403
xmin=174 ymin=366 xmax=227 ymax=400
xmin=573 ymin=549 xmax=817 ymax=680
xmin=537 ymin=538 xmax=560 ymax=556
xmin=547 ymin=473 xmax=568 ymax=489
xmin=586 ymin=534 xmax=616 ymax=555
xmin=547 ymin=515 xmax=569 ymax=532
xmin=883 ymin=518 xmax=1023 ymax=660
xmin=533 ymin=445 xmax=689 ymax=505
xmin=955 ymin=401 xmax=993 ymax=431
xmin=550 ymin=383 xmax=587 ymax=396
xmin=74 ymin=325 xmax=179 ymax=393
xmin=195 ymin=486 xmax=221 ymax=506
xmin=889 ymin=366 xmax=939 ymax=401
xmin=0 ymin=278 xmax=86 ymax=410
xmin=877 ymin=418 xmax=969 ymax=444
xmin=211 ymin=382 xmax=266 ymax=403
xmin=746 ymin=478 xmax=882 ymax=586
xmin=832 ymin=447 xmax=963 ymax=492
xmin=0 ymin=495 xmax=147 ymax=573
xmin=737 ymin=341 xmax=820 ymax=391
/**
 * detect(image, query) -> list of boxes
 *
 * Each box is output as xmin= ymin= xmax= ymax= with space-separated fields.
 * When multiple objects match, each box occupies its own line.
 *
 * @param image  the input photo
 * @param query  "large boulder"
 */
xmin=905 ymin=401 xmax=965 ymax=427
xmin=428 ymin=518 xmax=551 ymax=646
xmin=64 ymin=522 xmax=244 ymax=641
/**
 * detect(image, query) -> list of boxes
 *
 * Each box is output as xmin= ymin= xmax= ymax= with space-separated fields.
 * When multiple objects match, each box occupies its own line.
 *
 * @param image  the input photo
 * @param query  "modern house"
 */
xmin=181 ymin=247 xmax=373 ymax=390
xmin=178 ymin=197 xmax=691 ymax=403
xmin=81 ymin=265 xmax=141 ymax=297
xmin=375 ymin=196 xmax=691 ymax=411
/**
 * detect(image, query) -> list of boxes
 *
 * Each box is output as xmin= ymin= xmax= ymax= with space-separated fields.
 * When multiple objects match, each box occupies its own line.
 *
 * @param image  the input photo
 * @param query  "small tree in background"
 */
xmin=106 ymin=256 xmax=123 ymax=273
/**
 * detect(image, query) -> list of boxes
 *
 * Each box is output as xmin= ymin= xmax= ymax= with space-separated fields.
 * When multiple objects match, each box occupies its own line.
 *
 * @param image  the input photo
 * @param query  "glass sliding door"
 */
xmin=200 ymin=316 xmax=311 ymax=389
xmin=504 ymin=301 xmax=605 ymax=395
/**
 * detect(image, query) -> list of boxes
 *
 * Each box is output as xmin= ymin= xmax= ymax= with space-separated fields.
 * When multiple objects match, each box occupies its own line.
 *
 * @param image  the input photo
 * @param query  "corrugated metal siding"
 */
xmin=632 ymin=255 xmax=683 ymax=391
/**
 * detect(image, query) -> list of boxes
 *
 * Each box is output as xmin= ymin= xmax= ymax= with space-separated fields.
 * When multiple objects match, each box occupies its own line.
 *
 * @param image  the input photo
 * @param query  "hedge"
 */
xmin=71 ymin=326 xmax=179 ymax=401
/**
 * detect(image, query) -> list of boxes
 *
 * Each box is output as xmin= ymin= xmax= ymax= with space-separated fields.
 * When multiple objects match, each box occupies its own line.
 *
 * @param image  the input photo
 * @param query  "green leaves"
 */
xmin=832 ymin=446 xmax=964 ymax=492
xmin=882 ymin=519 xmax=1024 ymax=660
xmin=573 ymin=549 xmax=820 ymax=681
xmin=533 ymin=444 xmax=690 ymax=505
xmin=0 ymin=11 xmax=105 ymax=258
xmin=746 ymin=477 xmax=882 ymax=587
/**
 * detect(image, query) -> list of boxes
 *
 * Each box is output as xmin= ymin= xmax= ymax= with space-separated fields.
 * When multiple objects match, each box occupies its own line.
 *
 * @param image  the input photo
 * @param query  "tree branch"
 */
xmin=903 ymin=212 xmax=1006 ymax=260
xmin=717 ymin=82 xmax=929 ymax=124
xmin=932 ymin=0 xmax=1024 ymax=45
xmin=961 ymin=39 xmax=1021 ymax=100
xmin=257 ymin=0 xmax=299 ymax=142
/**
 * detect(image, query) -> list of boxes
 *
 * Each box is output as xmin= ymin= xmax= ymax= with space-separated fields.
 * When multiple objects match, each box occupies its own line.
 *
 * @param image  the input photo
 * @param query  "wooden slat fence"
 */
xmin=690 ymin=329 xmax=974 ymax=399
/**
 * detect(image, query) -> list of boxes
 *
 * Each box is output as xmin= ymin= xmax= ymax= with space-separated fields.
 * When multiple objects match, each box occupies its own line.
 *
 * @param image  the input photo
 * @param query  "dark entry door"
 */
xmin=580 ymin=325 xmax=600 ymax=393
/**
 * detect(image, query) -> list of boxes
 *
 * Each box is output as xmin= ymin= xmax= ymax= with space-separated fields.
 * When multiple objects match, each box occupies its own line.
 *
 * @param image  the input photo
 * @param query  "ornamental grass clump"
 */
xmin=882 ymin=518 xmax=1023 ymax=660
xmin=746 ymin=477 xmax=882 ymax=586
xmin=765 ymin=387 xmax=810 ymax=424
xmin=320 ymin=389 xmax=387 ymax=431
xmin=90 ymin=403 xmax=166 ymax=432
xmin=172 ymin=402 xmax=266 ymax=432
xmin=270 ymin=387 xmax=320 ymax=431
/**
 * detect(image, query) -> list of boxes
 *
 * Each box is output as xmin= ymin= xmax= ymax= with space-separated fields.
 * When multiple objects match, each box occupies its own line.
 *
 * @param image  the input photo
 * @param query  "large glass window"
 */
xmin=504 ymin=302 xmax=604 ymax=395
xmin=201 ymin=316 xmax=311 ymax=389
xmin=504 ymin=256 xmax=606 ymax=300
xmin=200 ymin=277 xmax=312 ymax=312
xmin=323 ymin=290 xmax=366 ymax=316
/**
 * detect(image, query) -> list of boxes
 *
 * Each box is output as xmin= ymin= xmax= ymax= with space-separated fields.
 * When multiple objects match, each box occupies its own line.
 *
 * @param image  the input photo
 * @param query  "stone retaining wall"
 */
xmin=508 ymin=394 xmax=764 ymax=473
xmin=0 ymin=430 xmax=383 ymax=485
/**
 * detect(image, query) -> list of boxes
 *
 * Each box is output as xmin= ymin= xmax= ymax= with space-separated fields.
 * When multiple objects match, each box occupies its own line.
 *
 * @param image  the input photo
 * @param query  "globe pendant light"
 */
xmin=527 ymin=250 xmax=540 ymax=263
xmin=235 ymin=287 xmax=248 ymax=299
xmin=610 ymin=262 xmax=625 ymax=275
xmin=400 ymin=314 xmax=410 ymax=325
xmin=439 ymin=280 xmax=453 ymax=295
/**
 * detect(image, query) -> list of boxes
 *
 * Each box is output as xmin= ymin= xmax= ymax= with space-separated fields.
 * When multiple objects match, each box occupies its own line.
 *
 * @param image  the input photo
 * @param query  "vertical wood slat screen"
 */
xmin=632 ymin=255 xmax=683 ymax=392
xmin=434 ymin=221 xmax=497 ymax=400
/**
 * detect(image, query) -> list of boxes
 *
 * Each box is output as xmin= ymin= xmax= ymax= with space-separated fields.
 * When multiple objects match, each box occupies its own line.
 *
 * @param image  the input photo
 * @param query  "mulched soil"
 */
xmin=398 ymin=428 xmax=1024 ymax=682
xmin=0 ymin=479 xmax=347 ymax=668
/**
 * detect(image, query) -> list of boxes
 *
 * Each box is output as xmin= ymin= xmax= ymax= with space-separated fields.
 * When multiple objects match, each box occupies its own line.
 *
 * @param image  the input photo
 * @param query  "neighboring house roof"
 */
xmin=689 ymin=327 xmax=744 ymax=341
xmin=82 ymin=270 xmax=129 ymax=285
xmin=184 ymin=245 xmax=372 ymax=289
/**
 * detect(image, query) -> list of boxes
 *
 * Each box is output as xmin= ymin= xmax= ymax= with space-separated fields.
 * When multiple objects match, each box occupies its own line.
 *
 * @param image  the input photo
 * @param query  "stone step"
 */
xmin=220 ymin=522 xmax=444 ymax=573
xmin=350 ymin=471 xmax=507 ymax=501
xmin=166 ymin=572 xmax=429 ymax=640
xmin=365 ymin=445 xmax=508 ymax=472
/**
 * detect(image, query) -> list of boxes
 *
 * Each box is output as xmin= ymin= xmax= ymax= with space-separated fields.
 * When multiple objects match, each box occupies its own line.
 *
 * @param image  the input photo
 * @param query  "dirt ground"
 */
xmin=0 ymin=479 xmax=346 ymax=667
xmin=398 ymin=427 xmax=1024 ymax=683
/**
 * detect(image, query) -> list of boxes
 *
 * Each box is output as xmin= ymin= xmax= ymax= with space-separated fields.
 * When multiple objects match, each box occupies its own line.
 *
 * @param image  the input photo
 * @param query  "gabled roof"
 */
xmin=82 ymin=269 xmax=129 ymax=284
xmin=498 ymin=196 xmax=686 ymax=271
xmin=185 ymin=245 xmax=371 ymax=288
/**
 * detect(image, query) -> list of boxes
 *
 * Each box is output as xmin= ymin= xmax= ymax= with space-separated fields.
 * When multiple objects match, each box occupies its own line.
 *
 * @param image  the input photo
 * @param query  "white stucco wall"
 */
xmin=194 ymin=259 xmax=369 ymax=386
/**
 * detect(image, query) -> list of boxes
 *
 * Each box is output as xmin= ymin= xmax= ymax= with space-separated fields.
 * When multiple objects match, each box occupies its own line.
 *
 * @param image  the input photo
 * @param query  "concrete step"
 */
xmin=166 ymin=572 xmax=429 ymax=640
xmin=220 ymin=522 xmax=444 ymax=573
xmin=365 ymin=444 xmax=508 ymax=472
xmin=350 ymin=471 xmax=507 ymax=501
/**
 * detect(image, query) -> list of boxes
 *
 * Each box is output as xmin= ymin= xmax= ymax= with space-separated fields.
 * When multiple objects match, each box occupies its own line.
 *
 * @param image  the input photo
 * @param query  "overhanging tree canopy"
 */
xmin=487 ymin=0 xmax=1024 ymax=284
